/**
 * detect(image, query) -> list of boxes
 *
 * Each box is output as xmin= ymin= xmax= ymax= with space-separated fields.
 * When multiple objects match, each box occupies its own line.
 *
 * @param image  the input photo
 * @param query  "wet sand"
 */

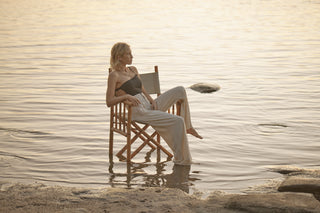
xmin=1 ymin=166 xmax=320 ymax=213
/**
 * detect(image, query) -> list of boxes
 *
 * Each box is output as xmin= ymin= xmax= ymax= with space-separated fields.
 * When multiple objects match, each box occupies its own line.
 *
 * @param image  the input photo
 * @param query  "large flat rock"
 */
xmin=225 ymin=192 xmax=320 ymax=213
xmin=278 ymin=176 xmax=320 ymax=201
xmin=278 ymin=177 xmax=320 ymax=194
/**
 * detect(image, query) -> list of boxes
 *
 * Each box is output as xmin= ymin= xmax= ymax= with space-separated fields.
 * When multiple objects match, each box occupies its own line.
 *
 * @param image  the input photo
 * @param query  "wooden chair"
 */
xmin=108 ymin=66 xmax=181 ymax=163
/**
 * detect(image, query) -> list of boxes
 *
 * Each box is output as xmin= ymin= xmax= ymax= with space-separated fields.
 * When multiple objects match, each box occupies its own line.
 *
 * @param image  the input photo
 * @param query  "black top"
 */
xmin=115 ymin=74 xmax=142 ymax=96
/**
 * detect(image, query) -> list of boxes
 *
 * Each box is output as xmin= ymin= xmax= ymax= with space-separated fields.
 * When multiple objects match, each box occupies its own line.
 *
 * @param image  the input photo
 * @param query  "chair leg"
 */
xmin=116 ymin=124 xmax=150 ymax=158
xmin=132 ymin=122 xmax=173 ymax=158
xmin=117 ymin=129 xmax=157 ymax=160
xmin=176 ymin=100 xmax=182 ymax=116
xmin=109 ymin=129 xmax=114 ymax=158
xmin=109 ymin=105 xmax=115 ymax=160
xmin=132 ymin=128 xmax=157 ymax=150
xmin=157 ymin=132 xmax=161 ymax=162
xmin=127 ymin=132 xmax=131 ymax=162
xmin=131 ymin=131 xmax=157 ymax=159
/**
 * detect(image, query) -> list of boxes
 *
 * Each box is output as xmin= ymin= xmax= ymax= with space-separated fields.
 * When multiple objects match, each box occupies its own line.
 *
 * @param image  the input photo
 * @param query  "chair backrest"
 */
xmin=140 ymin=71 xmax=160 ymax=95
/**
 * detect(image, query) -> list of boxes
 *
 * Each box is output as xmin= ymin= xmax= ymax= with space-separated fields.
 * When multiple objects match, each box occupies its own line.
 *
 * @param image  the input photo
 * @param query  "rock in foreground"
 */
xmin=279 ymin=177 xmax=320 ymax=194
xmin=225 ymin=192 xmax=320 ymax=213
xmin=278 ymin=176 xmax=320 ymax=202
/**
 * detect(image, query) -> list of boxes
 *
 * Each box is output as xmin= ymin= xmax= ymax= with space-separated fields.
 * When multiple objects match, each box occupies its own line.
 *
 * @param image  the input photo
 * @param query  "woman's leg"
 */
xmin=155 ymin=86 xmax=202 ymax=139
xmin=155 ymin=86 xmax=192 ymax=129
xmin=132 ymin=106 xmax=192 ymax=165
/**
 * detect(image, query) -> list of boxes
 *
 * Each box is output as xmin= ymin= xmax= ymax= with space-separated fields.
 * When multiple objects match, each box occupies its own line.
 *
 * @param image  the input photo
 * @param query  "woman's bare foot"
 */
xmin=187 ymin=128 xmax=203 ymax=139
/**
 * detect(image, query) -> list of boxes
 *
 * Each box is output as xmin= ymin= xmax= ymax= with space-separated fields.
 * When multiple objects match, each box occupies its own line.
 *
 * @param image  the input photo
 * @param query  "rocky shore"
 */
xmin=1 ymin=166 xmax=319 ymax=213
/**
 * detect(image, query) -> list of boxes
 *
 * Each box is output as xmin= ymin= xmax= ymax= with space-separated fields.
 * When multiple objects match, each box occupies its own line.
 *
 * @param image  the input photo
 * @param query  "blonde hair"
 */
xmin=110 ymin=42 xmax=131 ymax=70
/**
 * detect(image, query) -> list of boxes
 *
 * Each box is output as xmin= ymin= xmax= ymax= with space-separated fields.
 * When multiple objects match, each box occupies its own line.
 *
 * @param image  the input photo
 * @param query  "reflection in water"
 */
xmin=164 ymin=164 xmax=191 ymax=193
xmin=108 ymin=153 xmax=194 ymax=193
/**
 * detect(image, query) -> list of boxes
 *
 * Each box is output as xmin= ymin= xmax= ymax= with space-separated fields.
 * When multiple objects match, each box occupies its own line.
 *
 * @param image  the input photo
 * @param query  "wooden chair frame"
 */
xmin=109 ymin=66 xmax=181 ymax=162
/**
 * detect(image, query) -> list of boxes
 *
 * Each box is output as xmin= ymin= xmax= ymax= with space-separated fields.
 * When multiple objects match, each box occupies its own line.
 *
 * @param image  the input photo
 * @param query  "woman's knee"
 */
xmin=175 ymin=115 xmax=185 ymax=126
xmin=174 ymin=86 xmax=187 ymax=98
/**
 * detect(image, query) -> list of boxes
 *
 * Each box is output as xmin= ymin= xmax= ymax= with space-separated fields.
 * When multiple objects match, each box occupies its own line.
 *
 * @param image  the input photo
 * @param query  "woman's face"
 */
xmin=120 ymin=49 xmax=133 ymax=65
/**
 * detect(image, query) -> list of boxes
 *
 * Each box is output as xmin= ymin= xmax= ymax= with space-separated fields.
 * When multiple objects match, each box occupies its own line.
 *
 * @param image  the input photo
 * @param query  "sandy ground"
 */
xmin=0 ymin=183 xmax=238 ymax=213
xmin=1 ymin=166 xmax=320 ymax=213
xmin=1 ymin=182 xmax=319 ymax=213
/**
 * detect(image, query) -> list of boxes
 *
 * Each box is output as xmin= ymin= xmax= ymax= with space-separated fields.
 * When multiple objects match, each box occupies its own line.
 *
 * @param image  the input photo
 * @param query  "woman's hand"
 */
xmin=151 ymin=100 xmax=158 ymax=110
xmin=126 ymin=95 xmax=141 ymax=106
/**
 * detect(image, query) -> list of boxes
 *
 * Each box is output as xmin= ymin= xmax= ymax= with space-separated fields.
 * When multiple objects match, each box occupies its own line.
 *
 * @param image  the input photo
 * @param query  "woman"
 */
xmin=106 ymin=42 xmax=202 ymax=165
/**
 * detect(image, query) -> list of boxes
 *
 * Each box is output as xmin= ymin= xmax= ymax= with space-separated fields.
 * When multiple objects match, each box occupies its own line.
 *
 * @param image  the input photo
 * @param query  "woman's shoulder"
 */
xmin=108 ymin=69 xmax=119 ymax=79
xmin=128 ymin=66 xmax=139 ymax=74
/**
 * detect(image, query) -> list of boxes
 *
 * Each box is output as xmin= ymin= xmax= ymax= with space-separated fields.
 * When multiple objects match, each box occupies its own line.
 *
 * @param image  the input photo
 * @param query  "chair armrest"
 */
xmin=108 ymin=100 xmax=133 ymax=107
xmin=123 ymin=100 xmax=133 ymax=106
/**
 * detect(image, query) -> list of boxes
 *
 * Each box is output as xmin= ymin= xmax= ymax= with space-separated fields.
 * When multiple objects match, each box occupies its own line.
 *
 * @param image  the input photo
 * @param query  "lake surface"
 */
xmin=0 ymin=0 xmax=319 ymax=196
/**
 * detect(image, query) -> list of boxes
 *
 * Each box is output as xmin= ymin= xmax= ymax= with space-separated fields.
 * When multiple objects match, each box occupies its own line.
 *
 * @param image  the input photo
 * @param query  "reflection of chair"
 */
xmin=108 ymin=66 xmax=181 ymax=162
xmin=108 ymin=161 xmax=191 ymax=193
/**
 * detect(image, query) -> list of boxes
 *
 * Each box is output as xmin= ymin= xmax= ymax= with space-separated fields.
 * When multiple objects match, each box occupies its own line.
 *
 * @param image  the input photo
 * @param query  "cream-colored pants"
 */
xmin=132 ymin=86 xmax=192 ymax=165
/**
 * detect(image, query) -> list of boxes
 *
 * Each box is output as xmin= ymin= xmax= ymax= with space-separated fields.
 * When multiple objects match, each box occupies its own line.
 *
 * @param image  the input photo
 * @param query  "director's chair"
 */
xmin=108 ymin=66 xmax=181 ymax=162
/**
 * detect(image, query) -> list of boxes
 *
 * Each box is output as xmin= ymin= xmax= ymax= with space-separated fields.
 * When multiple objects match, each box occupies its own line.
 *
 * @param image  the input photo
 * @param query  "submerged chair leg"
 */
xmin=127 ymin=133 xmax=131 ymax=162
xmin=157 ymin=133 xmax=161 ymax=162
xmin=109 ymin=130 xmax=114 ymax=157
xmin=109 ymin=132 xmax=114 ymax=163
xmin=109 ymin=106 xmax=114 ymax=158
xmin=126 ymin=107 xmax=132 ymax=162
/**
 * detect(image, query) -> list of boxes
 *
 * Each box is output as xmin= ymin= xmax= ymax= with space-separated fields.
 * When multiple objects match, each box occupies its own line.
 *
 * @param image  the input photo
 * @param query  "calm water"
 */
xmin=1 ymin=0 xmax=319 ymax=196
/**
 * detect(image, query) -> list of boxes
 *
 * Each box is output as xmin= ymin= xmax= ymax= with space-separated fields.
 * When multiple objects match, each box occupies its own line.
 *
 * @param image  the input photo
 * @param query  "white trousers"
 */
xmin=131 ymin=86 xmax=192 ymax=165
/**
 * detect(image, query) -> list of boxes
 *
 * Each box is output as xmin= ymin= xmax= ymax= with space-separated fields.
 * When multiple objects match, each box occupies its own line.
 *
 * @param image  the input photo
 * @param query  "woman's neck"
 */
xmin=115 ymin=64 xmax=127 ymax=72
